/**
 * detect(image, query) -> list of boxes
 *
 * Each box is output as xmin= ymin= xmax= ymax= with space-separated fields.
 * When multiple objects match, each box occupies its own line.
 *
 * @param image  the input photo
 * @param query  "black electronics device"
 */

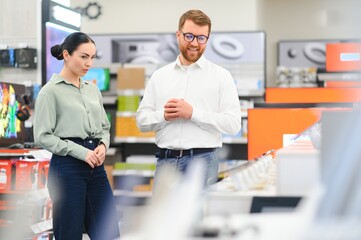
xmin=14 ymin=48 xmax=37 ymax=69
xmin=250 ymin=196 xmax=302 ymax=213
xmin=0 ymin=49 xmax=15 ymax=67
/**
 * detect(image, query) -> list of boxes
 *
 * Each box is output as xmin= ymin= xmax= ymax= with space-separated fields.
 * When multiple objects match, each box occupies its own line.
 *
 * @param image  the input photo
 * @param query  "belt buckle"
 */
xmin=176 ymin=149 xmax=183 ymax=158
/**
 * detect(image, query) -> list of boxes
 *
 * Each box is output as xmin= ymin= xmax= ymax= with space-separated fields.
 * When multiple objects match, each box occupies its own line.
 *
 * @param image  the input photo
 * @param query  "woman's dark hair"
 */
xmin=50 ymin=32 xmax=95 ymax=60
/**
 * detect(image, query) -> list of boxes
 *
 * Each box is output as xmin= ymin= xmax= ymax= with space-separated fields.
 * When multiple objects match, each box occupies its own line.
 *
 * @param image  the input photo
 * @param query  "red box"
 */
xmin=15 ymin=160 xmax=38 ymax=191
xmin=0 ymin=160 xmax=13 ymax=192
xmin=37 ymin=159 xmax=50 ymax=189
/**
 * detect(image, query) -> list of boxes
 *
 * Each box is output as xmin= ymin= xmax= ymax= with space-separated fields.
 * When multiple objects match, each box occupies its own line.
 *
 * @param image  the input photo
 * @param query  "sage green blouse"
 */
xmin=33 ymin=73 xmax=110 ymax=161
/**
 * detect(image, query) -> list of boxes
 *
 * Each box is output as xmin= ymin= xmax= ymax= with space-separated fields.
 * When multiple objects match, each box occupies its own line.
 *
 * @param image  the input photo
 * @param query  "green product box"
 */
xmin=114 ymin=162 xmax=156 ymax=171
xmin=117 ymin=95 xmax=140 ymax=112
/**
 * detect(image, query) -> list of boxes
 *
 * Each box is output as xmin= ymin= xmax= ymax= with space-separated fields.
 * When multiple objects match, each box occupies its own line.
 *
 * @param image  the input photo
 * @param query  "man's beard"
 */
xmin=180 ymin=47 xmax=204 ymax=63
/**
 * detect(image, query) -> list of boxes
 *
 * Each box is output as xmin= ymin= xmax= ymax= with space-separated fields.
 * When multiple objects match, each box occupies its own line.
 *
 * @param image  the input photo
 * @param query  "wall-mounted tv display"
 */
xmin=82 ymin=68 xmax=110 ymax=91
xmin=0 ymin=82 xmax=26 ymax=147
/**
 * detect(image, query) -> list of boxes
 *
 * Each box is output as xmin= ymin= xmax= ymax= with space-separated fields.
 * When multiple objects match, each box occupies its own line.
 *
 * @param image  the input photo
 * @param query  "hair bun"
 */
xmin=51 ymin=44 xmax=64 ymax=60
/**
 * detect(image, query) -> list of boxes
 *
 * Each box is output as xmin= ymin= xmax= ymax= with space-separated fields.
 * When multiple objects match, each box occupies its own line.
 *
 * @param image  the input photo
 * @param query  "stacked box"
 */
xmin=37 ymin=159 xmax=50 ymax=189
xmin=15 ymin=160 xmax=38 ymax=191
xmin=0 ymin=159 xmax=13 ymax=192
xmin=117 ymin=67 xmax=145 ymax=90
xmin=117 ymin=95 xmax=140 ymax=112
xmin=116 ymin=116 xmax=155 ymax=138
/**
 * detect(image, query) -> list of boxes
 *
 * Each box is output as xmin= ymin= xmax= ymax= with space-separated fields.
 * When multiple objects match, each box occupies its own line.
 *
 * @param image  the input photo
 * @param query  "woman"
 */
xmin=34 ymin=32 xmax=119 ymax=240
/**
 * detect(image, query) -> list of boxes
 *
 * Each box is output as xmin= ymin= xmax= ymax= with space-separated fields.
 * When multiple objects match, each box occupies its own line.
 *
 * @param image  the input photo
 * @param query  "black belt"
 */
xmin=156 ymin=148 xmax=215 ymax=158
xmin=62 ymin=137 xmax=100 ymax=148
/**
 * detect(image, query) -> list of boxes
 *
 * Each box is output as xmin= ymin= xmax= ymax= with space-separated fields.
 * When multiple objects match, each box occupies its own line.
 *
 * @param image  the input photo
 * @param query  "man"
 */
xmin=136 ymin=9 xmax=242 ymax=187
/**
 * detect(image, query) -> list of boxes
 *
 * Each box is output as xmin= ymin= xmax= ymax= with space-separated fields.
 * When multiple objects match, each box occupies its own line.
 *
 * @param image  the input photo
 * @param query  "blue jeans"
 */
xmin=48 ymin=140 xmax=119 ymax=240
xmin=154 ymin=150 xmax=219 ymax=189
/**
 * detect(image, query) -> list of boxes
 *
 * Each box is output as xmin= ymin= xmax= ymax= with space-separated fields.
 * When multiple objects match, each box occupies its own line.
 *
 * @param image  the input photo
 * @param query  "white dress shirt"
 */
xmin=136 ymin=55 xmax=242 ymax=149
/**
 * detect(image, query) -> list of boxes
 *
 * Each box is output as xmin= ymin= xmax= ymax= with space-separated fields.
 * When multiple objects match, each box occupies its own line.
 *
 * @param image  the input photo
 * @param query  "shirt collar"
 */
xmin=175 ymin=55 xmax=207 ymax=70
xmin=52 ymin=73 xmax=88 ymax=87
xmin=52 ymin=73 xmax=65 ymax=84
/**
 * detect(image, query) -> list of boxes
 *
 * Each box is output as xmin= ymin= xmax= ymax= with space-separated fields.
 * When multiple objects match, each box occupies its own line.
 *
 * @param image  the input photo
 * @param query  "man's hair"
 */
xmin=178 ymin=9 xmax=211 ymax=34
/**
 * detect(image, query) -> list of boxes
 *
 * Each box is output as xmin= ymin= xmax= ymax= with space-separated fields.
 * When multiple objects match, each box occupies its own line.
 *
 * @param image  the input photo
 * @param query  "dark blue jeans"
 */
xmin=154 ymin=150 xmax=219 ymax=189
xmin=48 ymin=140 xmax=119 ymax=240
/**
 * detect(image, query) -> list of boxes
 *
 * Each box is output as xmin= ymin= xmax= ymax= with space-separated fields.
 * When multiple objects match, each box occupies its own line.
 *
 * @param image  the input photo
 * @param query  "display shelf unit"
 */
xmin=113 ymin=190 xmax=152 ymax=198
xmin=238 ymin=89 xmax=265 ymax=97
xmin=117 ymin=89 xmax=145 ymax=96
xmin=222 ymin=137 xmax=248 ymax=144
xmin=114 ymin=136 xmax=248 ymax=144
xmin=102 ymin=67 xmax=263 ymax=162
xmin=112 ymin=162 xmax=154 ymax=209
xmin=113 ymin=169 xmax=155 ymax=177
xmin=0 ymin=188 xmax=52 ymax=239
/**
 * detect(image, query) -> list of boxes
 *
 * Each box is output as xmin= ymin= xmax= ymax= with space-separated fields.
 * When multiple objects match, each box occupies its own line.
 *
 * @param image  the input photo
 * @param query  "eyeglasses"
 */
xmin=181 ymin=31 xmax=209 ymax=44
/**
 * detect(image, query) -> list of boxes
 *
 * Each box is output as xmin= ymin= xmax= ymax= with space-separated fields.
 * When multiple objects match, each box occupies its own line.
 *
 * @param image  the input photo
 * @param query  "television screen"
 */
xmin=82 ymin=68 xmax=110 ymax=91
xmin=0 ymin=82 xmax=26 ymax=147
xmin=43 ymin=22 xmax=76 ymax=85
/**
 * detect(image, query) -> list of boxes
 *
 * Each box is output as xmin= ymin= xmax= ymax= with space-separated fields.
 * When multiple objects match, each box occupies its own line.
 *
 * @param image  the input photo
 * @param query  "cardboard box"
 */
xmin=117 ymin=95 xmax=140 ymax=112
xmin=37 ymin=159 xmax=50 ymax=189
xmin=115 ymin=116 xmax=155 ymax=137
xmin=0 ymin=159 xmax=13 ymax=192
xmin=117 ymin=68 xmax=145 ymax=90
xmin=15 ymin=160 xmax=38 ymax=191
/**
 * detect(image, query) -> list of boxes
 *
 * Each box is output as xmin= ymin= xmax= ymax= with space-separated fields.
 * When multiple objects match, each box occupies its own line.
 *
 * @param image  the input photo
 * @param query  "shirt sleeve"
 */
xmin=190 ymin=72 xmax=242 ymax=135
xmin=98 ymin=90 xmax=111 ymax=149
xmin=33 ymin=92 xmax=89 ymax=161
xmin=136 ymin=75 xmax=169 ymax=132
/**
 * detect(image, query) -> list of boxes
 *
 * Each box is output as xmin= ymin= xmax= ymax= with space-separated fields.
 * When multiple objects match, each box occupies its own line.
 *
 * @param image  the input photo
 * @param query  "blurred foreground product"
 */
xmin=121 ymin=159 xmax=206 ymax=240
xmin=303 ymin=111 xmax=361 ymax=239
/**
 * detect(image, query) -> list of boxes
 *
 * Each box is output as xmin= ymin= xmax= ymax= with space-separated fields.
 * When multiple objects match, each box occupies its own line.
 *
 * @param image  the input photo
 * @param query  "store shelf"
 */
xmin=317 ymin=72 xmax=361 ymax=81
xmin=106 ymin=148 xmax=117 ymax=156
xmin=113 ymin=169 xmax=154 ymax=177
xmin=102 ymin=95 xmax=117 ymax=105
xmin=116 ymin=111 xmax=136 ymax=117
xmin=113 ymin=190 xmax=152 ymax=198
xmin=238 ymin=89 xmax=265 ymax=97
xmin=223 ymin=137 xmax=248 ymax=144
xmin=114 ymin=136 xmax=247 ymax=144
xmin=117 ymin=89 xmax=144 ymax=96
xmin=114 ymin=137 xmax=155 ymax=143
xmin=0 ymin=187 xmax=52 ymax=238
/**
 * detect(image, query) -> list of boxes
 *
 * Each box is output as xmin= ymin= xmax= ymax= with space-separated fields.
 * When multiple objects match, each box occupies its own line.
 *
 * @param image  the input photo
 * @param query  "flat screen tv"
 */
xmin=82 ymin=68 xmax=110 ymax=91
xmin=0 ymin=82 xmax=26 ymax=147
